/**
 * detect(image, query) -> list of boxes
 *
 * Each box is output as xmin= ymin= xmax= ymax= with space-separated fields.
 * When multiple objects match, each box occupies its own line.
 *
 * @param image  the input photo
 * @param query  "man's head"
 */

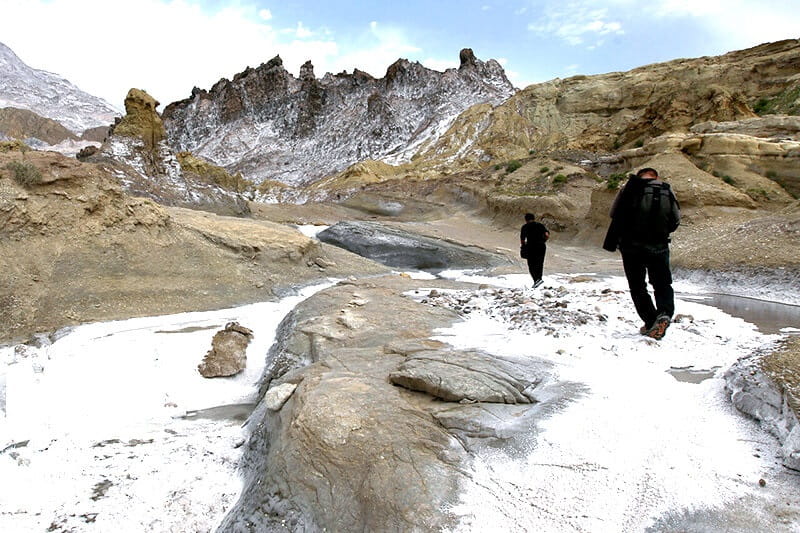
xmin=524 ymin=213 xmax=535 ymax=222
xmin=636 ymin=167 xmax=659 ymax=179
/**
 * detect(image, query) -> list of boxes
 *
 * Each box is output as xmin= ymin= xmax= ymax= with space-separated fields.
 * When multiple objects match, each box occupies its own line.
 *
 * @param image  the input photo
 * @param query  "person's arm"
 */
xmin=544 ymin=231 xmax=550 ymax=242
xmin=668 ymin=189 xmax=681 ymax=232
xmin=520 ymin=226 xmax=526 ymax=246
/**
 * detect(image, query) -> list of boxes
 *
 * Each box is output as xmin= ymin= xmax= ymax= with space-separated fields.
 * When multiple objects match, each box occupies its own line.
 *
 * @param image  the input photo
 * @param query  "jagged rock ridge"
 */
xmin=162 ymin=48 xmax=515 ymax=185
xmin=0 ymin=41 xmax=120 ymax=135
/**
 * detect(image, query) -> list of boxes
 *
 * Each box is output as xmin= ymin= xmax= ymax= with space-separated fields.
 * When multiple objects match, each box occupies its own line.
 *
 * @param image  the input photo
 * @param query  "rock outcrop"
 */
xmin=0 ymin=145 xmax=388 ymax=342
xmin=162 ymin=49 xmax=514 ymax=185
xmin=725 ymin=341 xmax=800 ymax=471
xmin=87 ymin=89 xmax=252 ymax=216
xmin=109 ymin=88 xmax=165 ymax=151
xmin=318 ymin=220 xmax=512 ymax=270
xmin=408 ymin=39 xmax=800 ymax=173
xmin=197 ymin=322 xmax=253 ymax=378
xmin=219 ymin=277 xmax=557 ymax=531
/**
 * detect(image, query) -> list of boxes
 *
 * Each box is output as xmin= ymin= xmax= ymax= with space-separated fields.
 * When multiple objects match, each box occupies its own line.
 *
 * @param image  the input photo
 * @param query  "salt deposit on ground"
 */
xmin=415 ymin=273 xmax=799 ymax=532
xmin=0 ymin=283 xmax=331 ymax=532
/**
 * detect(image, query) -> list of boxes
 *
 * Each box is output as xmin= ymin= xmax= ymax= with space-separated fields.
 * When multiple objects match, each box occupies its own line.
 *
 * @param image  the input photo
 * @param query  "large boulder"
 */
xmin=197 ymin=322 xmax=253 ymax=378
xmin=317 ymin=221 xmax=511 ymax=271
xmin=218 ymin=278 xmax=562 ymax=531
xmin=389 ymin=349 xmax=539 ymax=403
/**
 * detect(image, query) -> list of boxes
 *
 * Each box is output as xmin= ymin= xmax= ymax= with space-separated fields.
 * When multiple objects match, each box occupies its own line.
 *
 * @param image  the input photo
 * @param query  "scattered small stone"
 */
xmin=673 ymin=314 xmax=694 ymax=323
xmin=314 ymin=257 xmax=334 ymax=269
xmin=428 ymin=289 xmax=440 ymax=297
xmin=90 ymin=479 xmax=113 ymax=501
xmin=758 ymin=478 xmax=766 ymax=487
xmin=265 ymin=383 xmax=298 ymax=411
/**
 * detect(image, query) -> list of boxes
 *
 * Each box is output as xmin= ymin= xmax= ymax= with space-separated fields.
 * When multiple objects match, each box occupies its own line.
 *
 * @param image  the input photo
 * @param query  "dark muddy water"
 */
xmin=680 ymin=293 xmax=800 ymax=335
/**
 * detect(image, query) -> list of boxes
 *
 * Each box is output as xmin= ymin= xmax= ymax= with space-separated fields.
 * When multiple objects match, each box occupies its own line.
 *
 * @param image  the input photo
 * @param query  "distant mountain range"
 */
xmin=0 ymin=41 xmax=119 ymax=137
xmin=162 ymin=48 xmax=515 ymax=185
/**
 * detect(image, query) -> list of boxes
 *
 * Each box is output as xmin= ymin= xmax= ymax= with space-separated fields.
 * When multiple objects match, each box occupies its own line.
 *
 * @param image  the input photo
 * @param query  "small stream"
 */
xmin=680 ymin=292 xmax=800 ymax=335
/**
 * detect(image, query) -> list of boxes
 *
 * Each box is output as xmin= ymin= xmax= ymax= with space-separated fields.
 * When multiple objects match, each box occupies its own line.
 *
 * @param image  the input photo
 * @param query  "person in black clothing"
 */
xmin=520 ymin=213 xmax=549 ymax=288
xmin=603 ymin=168 xmax=680 ymax=340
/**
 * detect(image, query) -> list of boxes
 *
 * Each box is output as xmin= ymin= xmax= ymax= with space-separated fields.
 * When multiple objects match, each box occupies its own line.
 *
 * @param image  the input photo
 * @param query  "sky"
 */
xmin=1 ymin=0 xmax=799 ymax=110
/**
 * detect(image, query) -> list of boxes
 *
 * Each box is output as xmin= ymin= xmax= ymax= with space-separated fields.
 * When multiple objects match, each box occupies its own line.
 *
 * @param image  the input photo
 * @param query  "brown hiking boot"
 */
xmin=646 ymin=315 xmax=671 ymax=340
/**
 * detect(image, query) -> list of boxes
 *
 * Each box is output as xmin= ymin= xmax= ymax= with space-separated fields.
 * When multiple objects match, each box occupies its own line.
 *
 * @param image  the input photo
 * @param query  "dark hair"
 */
xmin=524 ymin=213 xmax=535 ymax=221
xmin=636 ymin=167 xmax=659 ymax=178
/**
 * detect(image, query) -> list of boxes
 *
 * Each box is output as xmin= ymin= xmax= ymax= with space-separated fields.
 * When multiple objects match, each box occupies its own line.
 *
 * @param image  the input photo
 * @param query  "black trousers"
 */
xmin=525 ymin=244 xmax=546 ymax=282
xmin=621 ymin=245 xmax=674 ymax=327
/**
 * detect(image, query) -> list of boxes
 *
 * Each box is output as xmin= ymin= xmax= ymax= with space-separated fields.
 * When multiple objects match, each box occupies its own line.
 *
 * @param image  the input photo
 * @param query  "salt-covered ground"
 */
xmin=0 ymin=283 xmax=331 ymax=532
xmin=418 ymin=272 xmax=800 ymax=532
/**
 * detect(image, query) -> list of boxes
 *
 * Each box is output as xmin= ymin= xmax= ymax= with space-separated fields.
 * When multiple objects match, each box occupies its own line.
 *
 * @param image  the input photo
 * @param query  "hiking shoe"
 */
xmin=533 ymin=279 xmax=544 ymax=288
xmin=639 ymin=324 xmax=650 ymax=335
xmin=646 ymin=315 xmax=671 ymax=340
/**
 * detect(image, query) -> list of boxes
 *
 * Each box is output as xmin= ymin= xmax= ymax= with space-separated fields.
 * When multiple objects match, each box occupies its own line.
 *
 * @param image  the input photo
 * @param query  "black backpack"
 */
xmin=627 ymin=181 xmax=679 ymax=244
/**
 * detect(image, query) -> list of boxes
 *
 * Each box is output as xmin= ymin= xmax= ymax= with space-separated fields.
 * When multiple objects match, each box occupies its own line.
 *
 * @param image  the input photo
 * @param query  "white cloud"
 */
xmin=0 ymin=0 xmax=435 ymax=109
xmin=422 ymin=57 xmax=459 ymax=72
xmin=528 ymin=3 xmax=624 ymax=47
xmin=295 ymin=21 xmax=313 ymax=38
xmin=648 ymin=0 xmax=800 ymax=50
xmin=328 ymin=21 xmax=422 ymax=78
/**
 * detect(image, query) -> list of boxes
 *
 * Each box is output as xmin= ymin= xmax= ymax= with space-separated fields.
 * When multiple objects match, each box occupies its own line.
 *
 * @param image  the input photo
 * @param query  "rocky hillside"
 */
xmin=405 ymin=39 xmax=800 ymax=172
xmin=0 ymin=142 xmax=386 ymax=341
xmin=0 ymin=41 xmax=119 ymax=136
xmin=84 ymin=89 xmax=252 ymax=216
xmin=0 ymin=107 xmax=78 ymax=146
xmin=162 ymin=49 xmax=514 ymax=185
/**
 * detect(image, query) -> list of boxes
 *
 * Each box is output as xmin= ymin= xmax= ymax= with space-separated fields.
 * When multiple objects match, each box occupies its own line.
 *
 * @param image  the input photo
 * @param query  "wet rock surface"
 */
xmin=389 ymin=349 xmax=540 ymax=403
xmin=197 ymin=321 xmax=253 ymax=378
xmin=317 ymin=220 xmax=512 ymax=271
xmin=218 ymin=277 xmax=558 ymax=531
xmin=726 ymin=348 xmax=800 ymax=471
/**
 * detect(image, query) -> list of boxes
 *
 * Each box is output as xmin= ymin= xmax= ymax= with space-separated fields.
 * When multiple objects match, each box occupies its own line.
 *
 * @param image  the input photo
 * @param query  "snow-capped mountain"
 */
xmin=0 ymin=41 xmax=120 ymax=135
xmin=163 ymin=48 xmax=515 ymax=185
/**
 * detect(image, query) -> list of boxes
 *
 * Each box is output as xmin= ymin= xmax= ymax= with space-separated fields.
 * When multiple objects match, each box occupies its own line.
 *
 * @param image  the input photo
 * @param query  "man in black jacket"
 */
xmin=603 ymin=168 xmax=680 ymax=339
xmin=521 ymin=213 xmax=550 ymax=288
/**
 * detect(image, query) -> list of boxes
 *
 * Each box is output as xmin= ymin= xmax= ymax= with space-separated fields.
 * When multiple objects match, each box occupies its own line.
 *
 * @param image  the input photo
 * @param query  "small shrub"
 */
xmin=506 ymin=160 xmax=523 ymax=173
xmin=753 ymin=97 xmax=771 ymax=115
xmin=722 ymin=175 xmax=735 ymax=185
xmin=0 ymin=140 xmax=31 ymax=153
xmin=612 ymin=138 xmax=622 ymax=150
xmin=746 ymin=187 xmax=769 ymax=199
xmin=5 ymin=161 xmax=42 ymax=187
xmin=539 ymin=166 xmax=550 ymax=173
xmin=493 ymin=163 xmax=503 ymax=171
xmin=607 ymin=172 xmax=626 ymax=190
xmin=553 ymin=174 xmax=568 ymax=185
xmin=766 ymin=170 xmax=778 ymax=180
xmin=528 ymin=149 xmax=536 ymax=155
xmin=634 ymin=139 xmax=645 ymax=148
xmin=711 ymin=170 xmax=721 ymax=177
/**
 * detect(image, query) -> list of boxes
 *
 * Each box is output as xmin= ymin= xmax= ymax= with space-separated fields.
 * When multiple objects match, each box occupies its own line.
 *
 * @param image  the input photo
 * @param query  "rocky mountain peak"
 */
xmin=300 ymin=60 xmax=315 ymax=81
xmin=162 ymin=48 xmax=515 ymax=185
xmin=0 ymin=40 xmax=119 ymax=135
xmin=459 ymin=48 xmax=478 ymax=69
